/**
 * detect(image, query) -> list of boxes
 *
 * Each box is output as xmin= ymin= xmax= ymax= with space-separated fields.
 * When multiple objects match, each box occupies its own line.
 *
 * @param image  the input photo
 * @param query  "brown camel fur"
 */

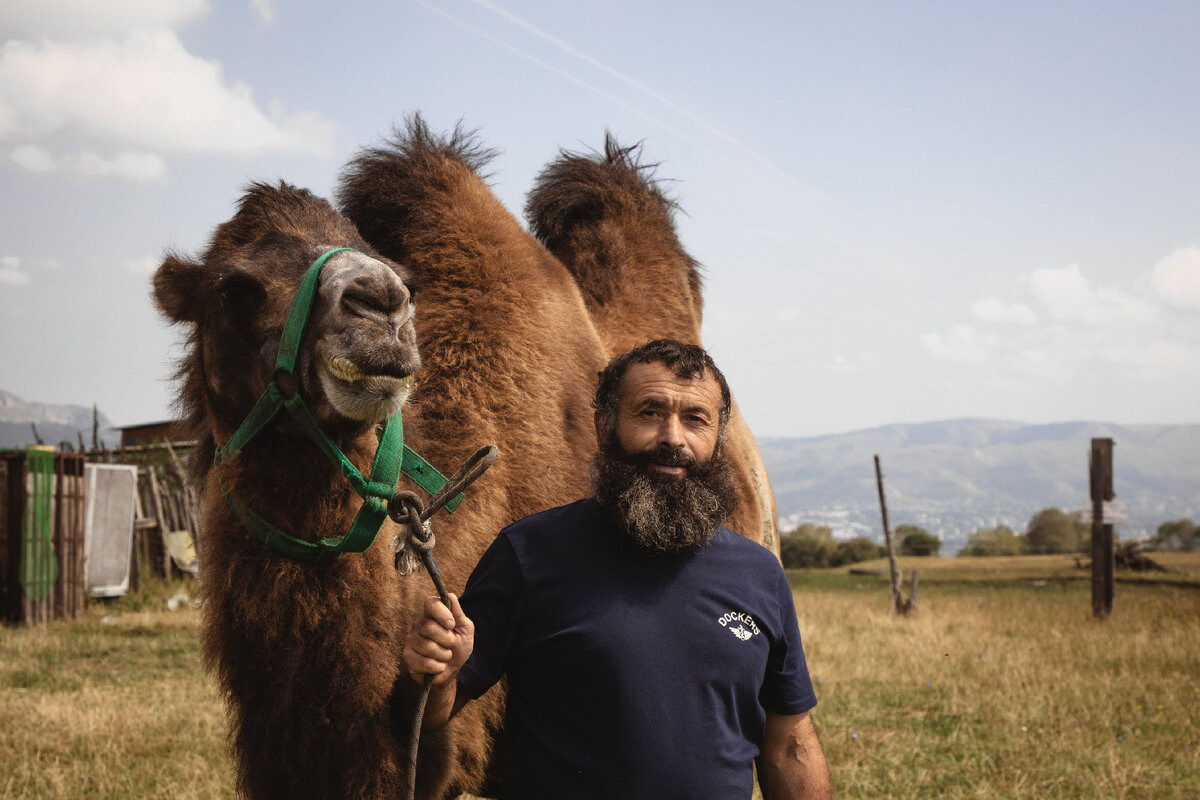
xmin=154 ymin=151 xmax=605 ymax=798
xmin=336 ymin=121 xmax=610 ymax=793
xmin=154 ymin=183 xmax=425 ymax=800
xmin=526 ymin=136 xmax=780 ymax=553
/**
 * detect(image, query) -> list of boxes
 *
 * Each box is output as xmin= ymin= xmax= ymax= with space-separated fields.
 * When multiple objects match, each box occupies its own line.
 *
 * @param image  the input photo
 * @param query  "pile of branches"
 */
xmin=1115 ymin=540 xmax=1168 ymax=573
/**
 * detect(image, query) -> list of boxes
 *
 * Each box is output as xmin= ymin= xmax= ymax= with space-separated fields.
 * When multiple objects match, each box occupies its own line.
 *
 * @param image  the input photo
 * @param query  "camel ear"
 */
xmin=153 ymin=256 xmax=267 ymax=323
xmin=153 ymin=255 xmax=211 ymax=322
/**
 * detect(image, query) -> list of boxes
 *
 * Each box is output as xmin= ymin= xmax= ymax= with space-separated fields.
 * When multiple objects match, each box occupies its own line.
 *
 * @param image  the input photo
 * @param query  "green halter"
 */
xmin=214 ymin=247 xmax=460 ymax=563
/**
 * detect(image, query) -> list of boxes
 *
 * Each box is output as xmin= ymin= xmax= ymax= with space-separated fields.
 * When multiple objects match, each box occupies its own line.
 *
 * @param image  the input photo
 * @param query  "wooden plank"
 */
xmin=1090 ymin=438 xmax=1116 ymax=618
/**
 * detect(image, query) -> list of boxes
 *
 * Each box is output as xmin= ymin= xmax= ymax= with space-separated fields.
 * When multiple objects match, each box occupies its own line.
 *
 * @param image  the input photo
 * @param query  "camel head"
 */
xmin=152 ymin=182 xmax=420 ymax=479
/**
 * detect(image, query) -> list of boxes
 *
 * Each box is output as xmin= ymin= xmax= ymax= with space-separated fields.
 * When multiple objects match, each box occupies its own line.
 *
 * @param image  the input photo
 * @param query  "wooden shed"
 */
xmin=0 ymin=449 xmax=86 ymax=625
xmin=116 ymin=420 xmax=183 ymax=449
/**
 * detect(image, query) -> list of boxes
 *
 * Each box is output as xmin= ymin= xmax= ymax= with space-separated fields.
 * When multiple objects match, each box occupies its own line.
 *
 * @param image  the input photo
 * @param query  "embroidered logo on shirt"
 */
xmin=717 ymin=611 xmax=760 ymax=641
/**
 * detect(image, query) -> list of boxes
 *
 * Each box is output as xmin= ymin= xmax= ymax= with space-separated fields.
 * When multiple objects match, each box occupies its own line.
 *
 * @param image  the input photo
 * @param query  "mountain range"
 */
xmin=4 ymin=389 xmax=1195 ymax=555
xmin=759 ymin=420 xmax=1200 ymax=554
xmin=0 ymin=390 xmax=118 ymax=450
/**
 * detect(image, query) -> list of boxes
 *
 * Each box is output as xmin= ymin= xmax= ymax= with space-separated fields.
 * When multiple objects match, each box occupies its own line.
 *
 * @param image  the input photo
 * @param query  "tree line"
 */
xmin=960 ymin=512 xmax=1199 ymax=556
xmin=779 ymin=523 xmax=938 ymax=569
xmin=779 ymin=512 xmax=1198 ymax=568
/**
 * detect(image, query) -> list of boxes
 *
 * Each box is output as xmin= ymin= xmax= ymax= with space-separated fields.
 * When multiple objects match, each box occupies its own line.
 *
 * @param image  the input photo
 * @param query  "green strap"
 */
xmin=212 ymin=247 xmax=462 ymax=562
xmin=214 ymin=384 xmax=286 ymax=466
xmin=401 ymin=447 xmax=464 ymax=513
xmin=222 ymin=394 xmax=458 ymax=562
xmin=275 ymin=247 xmax=355 ymax=376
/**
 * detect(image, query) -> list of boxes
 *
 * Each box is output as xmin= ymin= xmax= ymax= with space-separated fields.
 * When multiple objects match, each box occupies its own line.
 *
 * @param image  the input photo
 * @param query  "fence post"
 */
xmin=875 ymin=455 xmax=913 ymax=614
xmin=1089 ymin=438 xmax=1115 ymax=618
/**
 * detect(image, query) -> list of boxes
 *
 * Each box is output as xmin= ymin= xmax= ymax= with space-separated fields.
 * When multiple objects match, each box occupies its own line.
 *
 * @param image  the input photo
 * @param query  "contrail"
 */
xmin=411 ymin=0 xmax=709 ymax=152
xmin=466 ymin=0 xmax=803 ymax=185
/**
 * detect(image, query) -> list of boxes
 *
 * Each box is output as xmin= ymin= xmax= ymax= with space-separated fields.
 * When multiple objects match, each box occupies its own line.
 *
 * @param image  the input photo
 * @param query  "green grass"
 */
xmin=2 ymin=561 xmax=1198 ymax=799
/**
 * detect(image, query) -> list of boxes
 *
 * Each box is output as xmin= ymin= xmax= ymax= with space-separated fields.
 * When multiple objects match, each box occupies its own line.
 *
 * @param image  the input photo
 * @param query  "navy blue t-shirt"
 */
xmin=457 ymin=498 xmax=816 ymax=800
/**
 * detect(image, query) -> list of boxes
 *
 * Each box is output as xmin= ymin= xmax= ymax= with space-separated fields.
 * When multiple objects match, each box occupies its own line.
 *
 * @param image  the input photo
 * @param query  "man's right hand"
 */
xmin=403 ymin=593 xmax=475 ymax=686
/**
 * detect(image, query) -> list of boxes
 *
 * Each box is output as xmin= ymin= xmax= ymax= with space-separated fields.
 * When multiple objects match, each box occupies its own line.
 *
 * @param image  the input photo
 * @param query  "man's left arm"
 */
xmin=756 ymin=710 xmax=832 ymax=800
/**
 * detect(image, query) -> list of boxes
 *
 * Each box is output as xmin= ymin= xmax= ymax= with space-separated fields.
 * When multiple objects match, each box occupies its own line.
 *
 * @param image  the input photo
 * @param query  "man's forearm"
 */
xmin=758 ymin=755 xmax=832 ymax=800
xmin=758 ymin=712 xmax=833 ymax=800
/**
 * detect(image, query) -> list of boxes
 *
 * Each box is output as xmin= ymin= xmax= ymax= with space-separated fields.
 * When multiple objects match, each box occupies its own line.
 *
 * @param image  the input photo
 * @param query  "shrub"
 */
xmin=897 ymin=524 xmax=941 ymax=556
xmin=780 ymin=524 xmax=887 ymax=568
xmin=959 ymin=525 xmax=1025 ymax=557
xmin=1025 ymin=508 xmax=1088 ymax=554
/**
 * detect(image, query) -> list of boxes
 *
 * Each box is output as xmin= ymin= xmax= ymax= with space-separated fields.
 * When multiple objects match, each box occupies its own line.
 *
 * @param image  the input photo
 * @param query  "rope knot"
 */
xmin=388 ymin=490 xmax=434 ymax=575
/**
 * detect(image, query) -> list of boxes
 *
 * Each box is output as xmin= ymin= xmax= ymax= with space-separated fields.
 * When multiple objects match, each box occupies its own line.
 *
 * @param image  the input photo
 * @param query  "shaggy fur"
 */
xmin=526 ymin=137 xmax=781 ymax=553
xmin=337 ymin=117 xmax=609 ymax=796
xmin=153 ymin=184 xmax=426 ymax=799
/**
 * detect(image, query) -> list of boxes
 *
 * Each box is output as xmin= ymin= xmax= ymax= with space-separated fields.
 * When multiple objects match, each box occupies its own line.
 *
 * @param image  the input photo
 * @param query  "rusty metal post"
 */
xmin=1089 ymin=438 xmax=1115 ymax=618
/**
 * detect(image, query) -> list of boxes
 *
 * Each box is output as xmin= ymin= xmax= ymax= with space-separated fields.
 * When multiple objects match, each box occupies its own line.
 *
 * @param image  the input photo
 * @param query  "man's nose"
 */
xmin=657 ymin=415 xmax=686 ymax=450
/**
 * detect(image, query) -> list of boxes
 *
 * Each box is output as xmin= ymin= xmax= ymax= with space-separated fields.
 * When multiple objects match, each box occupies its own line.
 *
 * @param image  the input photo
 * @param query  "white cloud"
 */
xmin=924 ymin=252 xmax=1200 ymax=384
xmin=0 ymin=256 xmax=32 ymax=286
xmin=0 ymin=32 xmax=336 ymax=156
xmin=10 ymin=143 xmax=55 ymax=171
xmin=65 ymin=151 xmax=167 ymax=181
xmin=1 ymin=0 xmax=209 ymax=38
xmin=1024 ymin=263 xmax=1155 ymax=325
xmin=250 ymin=0 xmax=276 ymax=25
xmin=972 ymin=297 xmax=1036 ymax=324
xmin=920 ymin=324 xmax=996 ymax=364
xmin=0 ymin=2 xmax=334 ymax=174
xmin=11 ymin=144 xmax=166 ymax=180
xmin=1149 ymin=246 xmax=1200 ymax=309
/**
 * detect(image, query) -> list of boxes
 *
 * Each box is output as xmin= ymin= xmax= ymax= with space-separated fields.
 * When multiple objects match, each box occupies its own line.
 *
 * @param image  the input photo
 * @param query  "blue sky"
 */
xmin=2 ymin=0 xmax=1198 ymax=438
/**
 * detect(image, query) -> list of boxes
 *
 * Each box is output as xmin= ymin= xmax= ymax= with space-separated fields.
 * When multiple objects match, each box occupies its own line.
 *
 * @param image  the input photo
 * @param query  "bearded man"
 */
xmin=405 ymin=340 xmax=831 ymax=800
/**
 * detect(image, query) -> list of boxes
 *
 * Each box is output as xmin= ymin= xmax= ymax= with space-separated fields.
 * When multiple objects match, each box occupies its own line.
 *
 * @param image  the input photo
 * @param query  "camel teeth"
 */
xmin=326 ymin=357 xmax=364 ymax=383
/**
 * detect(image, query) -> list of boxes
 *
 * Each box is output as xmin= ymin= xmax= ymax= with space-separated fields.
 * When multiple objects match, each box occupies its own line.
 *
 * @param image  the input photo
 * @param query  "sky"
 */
xmin=1 ymin=0 xmax=1198 ymax=439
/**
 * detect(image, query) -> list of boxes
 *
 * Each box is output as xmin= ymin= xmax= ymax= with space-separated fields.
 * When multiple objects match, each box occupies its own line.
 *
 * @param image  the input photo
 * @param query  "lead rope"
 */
xmin=389 ymin=445 xmax=498 ymax=800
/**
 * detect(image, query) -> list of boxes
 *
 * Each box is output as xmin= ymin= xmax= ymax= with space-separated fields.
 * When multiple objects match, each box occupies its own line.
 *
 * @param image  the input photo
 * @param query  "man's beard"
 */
xmin=590 ymin=437 xmax=739 ymax=554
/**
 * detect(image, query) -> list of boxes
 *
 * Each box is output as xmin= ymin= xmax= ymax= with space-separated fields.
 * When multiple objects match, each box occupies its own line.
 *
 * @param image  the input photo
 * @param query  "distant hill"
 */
xmin=759 ymin=420 xmax=1200 ymax=554
xmin=0 ymin=390 xmax=119 ymax=450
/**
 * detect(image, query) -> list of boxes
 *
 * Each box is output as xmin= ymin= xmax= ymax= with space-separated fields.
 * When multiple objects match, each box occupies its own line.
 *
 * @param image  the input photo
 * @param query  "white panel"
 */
xmin=83 ymin=464 xmax=138 ymax=597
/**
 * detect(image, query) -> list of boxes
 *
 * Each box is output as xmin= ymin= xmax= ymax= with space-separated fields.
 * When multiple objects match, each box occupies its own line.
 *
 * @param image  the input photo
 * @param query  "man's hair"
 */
xmin=592 ymin=339 xmax=732 ymax=440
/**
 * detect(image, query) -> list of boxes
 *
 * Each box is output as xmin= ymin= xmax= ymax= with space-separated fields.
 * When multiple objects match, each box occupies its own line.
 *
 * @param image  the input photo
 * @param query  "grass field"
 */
xmin=2 ymin=555 xmax=1198 ymax=799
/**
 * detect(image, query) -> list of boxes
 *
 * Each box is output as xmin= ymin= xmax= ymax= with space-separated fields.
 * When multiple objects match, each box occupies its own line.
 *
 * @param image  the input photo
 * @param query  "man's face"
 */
xmin=591 ymin=359 xmax=736 ymax=554
xmin=600 ymin=360 xmax=723 ymax=474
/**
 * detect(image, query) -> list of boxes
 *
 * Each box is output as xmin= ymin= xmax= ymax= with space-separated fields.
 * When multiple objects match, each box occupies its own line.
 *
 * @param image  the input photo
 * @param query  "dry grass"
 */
xmin=794 ymin=564 xmax=1200 ymax=799
xmin=2 ymin=563 xmax=1197 ymax=799
xmin=849 ymin=551 xmax=1200 ymax=585
xmin=0 ymin=581 xmax=232 ymax=799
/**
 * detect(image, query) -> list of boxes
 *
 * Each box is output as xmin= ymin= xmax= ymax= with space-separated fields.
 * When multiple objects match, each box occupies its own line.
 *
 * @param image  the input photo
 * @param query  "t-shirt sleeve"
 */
xmin=759 ymin=565 xmax=818 ymax=715
xmin=456 ymin=531 xmax=526 ymax=700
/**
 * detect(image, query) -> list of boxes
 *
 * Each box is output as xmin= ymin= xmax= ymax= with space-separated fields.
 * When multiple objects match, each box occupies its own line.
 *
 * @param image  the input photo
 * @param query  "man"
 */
xmin=405 ymin=339 xmax=831 ymax=799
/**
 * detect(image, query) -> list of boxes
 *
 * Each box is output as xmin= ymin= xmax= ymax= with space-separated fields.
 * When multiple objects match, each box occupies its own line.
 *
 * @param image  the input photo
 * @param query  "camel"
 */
xmin=337 ymin=118 xmax=611 ymax=794
xmin=153 ymin=183 xmax=424 ymax=800
xmin=154 ymin=117 xmax=782 ymax=799
xmin=154 ymin=132 xmax=606 ymax=799
xmin=526 ymin=136 xmax=781 ymax=553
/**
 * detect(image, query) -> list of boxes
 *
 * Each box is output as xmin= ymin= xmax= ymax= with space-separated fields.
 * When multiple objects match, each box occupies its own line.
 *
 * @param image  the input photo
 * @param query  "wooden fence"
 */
xmin=1 ymin=441 xmax=202 ymax=625
xmin=0 ymin=450 xmax=86 ymax=625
